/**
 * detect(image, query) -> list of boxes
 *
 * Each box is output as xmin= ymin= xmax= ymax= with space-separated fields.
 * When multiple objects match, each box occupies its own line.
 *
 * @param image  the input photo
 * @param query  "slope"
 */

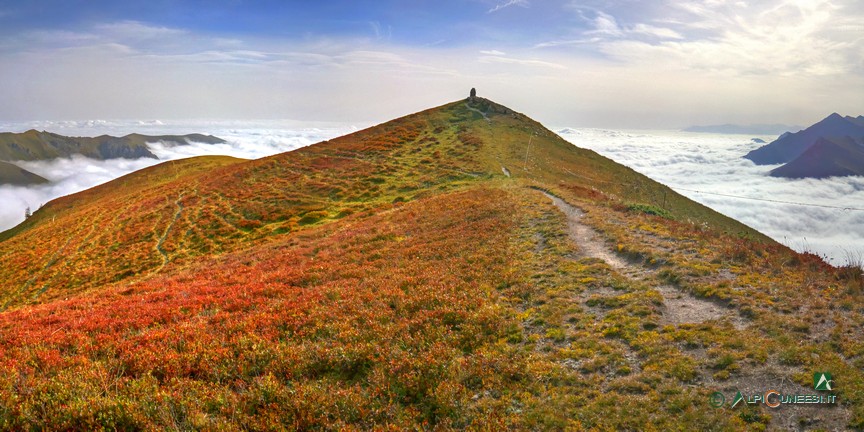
xmin=770 ymin=136 xmax=864 ymax=178
xmin=0 ymin=161 xmax=48 ymax=186
xmin=0 ymin=97 xmax=862 ymax=430
xmin=0 ymin=98 xmax=766 ymax=309
xmin=744 ymin=113 xmax=864 ymax=165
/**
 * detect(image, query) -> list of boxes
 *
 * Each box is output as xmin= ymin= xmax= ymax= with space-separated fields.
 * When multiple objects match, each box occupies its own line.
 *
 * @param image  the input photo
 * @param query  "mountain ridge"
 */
xmin=0 ymin=97 xmax=861 ymax=430
xmin=770 ymin=135 xmax=864 ymax=178
xmin=744 ymin=113 xmax=864 ymax=165
xmin=0 ymin=130 xmax=226 ymax=162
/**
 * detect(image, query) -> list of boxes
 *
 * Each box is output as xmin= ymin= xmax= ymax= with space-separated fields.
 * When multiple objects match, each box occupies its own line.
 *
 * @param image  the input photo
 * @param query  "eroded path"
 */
xmin=155 ymin=191 xmax=187 ymax=271
xmin=464 ymin=103 xmax=490 ymax=122
xmin=540 ymin=190 xmax=747 ymax=329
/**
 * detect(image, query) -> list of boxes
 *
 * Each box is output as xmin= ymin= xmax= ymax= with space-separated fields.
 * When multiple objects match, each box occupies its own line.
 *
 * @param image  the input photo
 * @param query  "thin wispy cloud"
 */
xmin=96 ymin=20 xmax=187 ymax=40
xmin=488 ymin=0 xmax=529 ymax=14
xmin=630 ymin=24 xmax=683 ymax=40
xmin=368 ymin=21 xmax=392 ymax=40
xmin=478 ymin=53 xmax=566 ymax=70
xmin=585 ymin=11 xmax=623 ymax=36
xmin=556 ymin=0 xmax=863 ymax=78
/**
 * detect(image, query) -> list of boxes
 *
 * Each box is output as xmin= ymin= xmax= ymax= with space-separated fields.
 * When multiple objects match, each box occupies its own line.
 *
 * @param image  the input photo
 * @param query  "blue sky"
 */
xmin=0 ymin=0 xmax=862 ymax=128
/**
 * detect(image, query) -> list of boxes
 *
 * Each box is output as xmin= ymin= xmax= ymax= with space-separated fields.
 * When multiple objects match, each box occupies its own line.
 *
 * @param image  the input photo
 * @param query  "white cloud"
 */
xmin=547 ymin=1 xmax=862 ymax=81
xmin=587 ymin=11 xmax=623 ymax=36
xmin=95 ymin=20 xmax=187 ymax=40
xmin=478 ymin=54 xmax=566 ymax=69
xmin=368 ymin=21 xmax=392 ymax=40
xmin=630 ymin=24 xmax=683 ymax=40
xmin=488 ymin=0 xmax=530 ymax=14
xmin=480 ymin=49 xmax=506 ymax=55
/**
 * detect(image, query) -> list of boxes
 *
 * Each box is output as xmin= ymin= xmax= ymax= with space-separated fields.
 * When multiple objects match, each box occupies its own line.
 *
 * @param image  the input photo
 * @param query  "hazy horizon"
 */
xmin=0 ymin=1 xmax=862 ymax=129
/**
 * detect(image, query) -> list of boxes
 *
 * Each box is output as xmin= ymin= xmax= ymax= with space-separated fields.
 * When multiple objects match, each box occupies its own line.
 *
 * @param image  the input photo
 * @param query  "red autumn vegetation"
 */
xmin=1 ymin=99 xmax=862 ymax=430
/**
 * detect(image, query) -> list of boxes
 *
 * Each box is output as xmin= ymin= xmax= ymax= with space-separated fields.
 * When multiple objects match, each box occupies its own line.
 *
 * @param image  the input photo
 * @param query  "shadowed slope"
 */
xmin=0 ymin=161 xmax=48 ymax=185
xmin=770 ymin=136 xmax=864 ymax=178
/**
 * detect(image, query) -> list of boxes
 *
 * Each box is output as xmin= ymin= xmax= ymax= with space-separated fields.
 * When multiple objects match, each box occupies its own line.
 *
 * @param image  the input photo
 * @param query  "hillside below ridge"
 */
xmin=0 ymin=96 xmax=862 ymax=430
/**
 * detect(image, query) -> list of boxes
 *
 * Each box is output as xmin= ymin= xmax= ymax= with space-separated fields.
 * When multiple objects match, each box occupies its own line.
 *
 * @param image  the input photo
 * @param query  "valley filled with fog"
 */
xmin=557 ymin=128 xmax=864 ymax=266
xmin=1 ymin=120 xmax=861 ymax=266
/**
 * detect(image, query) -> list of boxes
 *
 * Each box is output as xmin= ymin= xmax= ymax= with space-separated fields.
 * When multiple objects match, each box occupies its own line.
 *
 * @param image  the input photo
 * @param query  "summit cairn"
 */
xmin=469 ymin=87 xmax=477 ymax=101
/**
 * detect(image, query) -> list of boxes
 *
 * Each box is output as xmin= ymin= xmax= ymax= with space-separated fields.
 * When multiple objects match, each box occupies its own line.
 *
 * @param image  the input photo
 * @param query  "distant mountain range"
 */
xmin=0 ymin=131 xmax=225 ymax=185
xmin=682 ymin=123 xmax=800 ymax=135
xmin=742 ymin=113 xmax=864 ymax=178
xmin=0 ymin=130 xmax=224 ymax=161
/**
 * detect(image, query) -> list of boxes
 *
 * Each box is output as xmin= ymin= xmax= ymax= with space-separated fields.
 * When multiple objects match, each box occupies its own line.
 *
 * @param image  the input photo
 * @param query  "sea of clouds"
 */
xmin=556 ymin=128 xmax=864 ymax=266
xmin=1 ymin=121 xmax=861 ymax=266
xmin=0 ymin=119 xmax=362 ymax=234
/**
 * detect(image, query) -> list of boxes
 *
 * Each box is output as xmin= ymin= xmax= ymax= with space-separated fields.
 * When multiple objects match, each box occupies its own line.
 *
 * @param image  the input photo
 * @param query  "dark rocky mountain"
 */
xmin=770 ymin=136 xmax=864 ymax=178
xmin=0 ymin=161 xmax=48 ymax=185
xmin=0 ymin=130 xmax=225 ymax=162
xmin=744 ymin=113 xmax=864 ymax=165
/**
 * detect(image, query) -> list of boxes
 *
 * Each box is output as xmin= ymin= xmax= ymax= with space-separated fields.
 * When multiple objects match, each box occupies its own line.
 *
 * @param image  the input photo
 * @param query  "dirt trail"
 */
xmin=540 ymin=190 xmax=747 ymax=329
xmin=542 ymin=192 xmax=629 ymax=269
xmin=464 ymin=103 xmax=490 ymax=122
xmin=155 ymin=191 xmax=186 ymax=271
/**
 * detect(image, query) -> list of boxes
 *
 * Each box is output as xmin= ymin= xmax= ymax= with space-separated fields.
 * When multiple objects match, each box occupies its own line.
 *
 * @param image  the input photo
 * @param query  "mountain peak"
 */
xmin=745 ymin=112 xmax=864 ymax=165
xmin=770 ymin=136 xmax=864 ymax=178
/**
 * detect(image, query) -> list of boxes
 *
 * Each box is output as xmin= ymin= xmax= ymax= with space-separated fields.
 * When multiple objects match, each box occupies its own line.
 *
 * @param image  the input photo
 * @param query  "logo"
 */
xmin=710 ymin=372 xmax=838 ymax=409
xmin=709 ymin=392 xmax=725 ymax=408
xmin=814 ymin=372 xmax=833 ymax=391
xmin=731 ymin=391 xmax=744 ymax=408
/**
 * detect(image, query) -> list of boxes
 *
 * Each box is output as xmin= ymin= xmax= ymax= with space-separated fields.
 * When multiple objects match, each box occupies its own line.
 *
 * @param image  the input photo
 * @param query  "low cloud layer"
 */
xmin=0 ymin=120 xmax=360 ymax=233
xmin=557 ymin=128 xmax=864 ymax=266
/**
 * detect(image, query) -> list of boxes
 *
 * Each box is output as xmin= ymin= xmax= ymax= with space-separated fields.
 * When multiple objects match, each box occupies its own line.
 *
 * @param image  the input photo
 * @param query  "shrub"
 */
xmin=626 ymin=203 xmax=671 ymax=219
